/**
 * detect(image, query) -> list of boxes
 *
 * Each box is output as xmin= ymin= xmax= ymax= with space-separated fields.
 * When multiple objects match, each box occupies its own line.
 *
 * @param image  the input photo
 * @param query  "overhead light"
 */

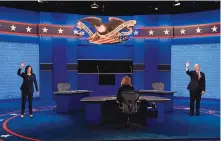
xmin=155 ymin=7 xmax=158 ymax=10
xmin=174 ymin=0 xmax=180 ymax=6
xmin=174 ymin=2 xmax=180 ymax=6
xmin=37 ymin=0 xmax=43 ymax=3
xmin=91 ymin=2 xmax=98 ymax=9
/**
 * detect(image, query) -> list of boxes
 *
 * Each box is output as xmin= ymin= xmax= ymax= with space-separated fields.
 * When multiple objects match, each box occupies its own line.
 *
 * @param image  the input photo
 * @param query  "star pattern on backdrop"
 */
xmin=0 ymin=21 xmax=38 ymax=35
xmin=10 ymin=24 xmax=16 ymax=31
xmin=134 ymin=30 xmax=139 ymax=36
xmin=148 ymin=30 xmax=154 ymax=35
xmin=174 ymin=23 xmax=220 ymax=37
xmin=0 ymin=20 xmax=219 ymax=38
xmin=180 ymin=28 xmax=186 ymax=34
xmin=211 ymin=25 xmax=217 ymax=32
xmin=42 ymin=27 xmax=48 ymax=33
xmin=58 ymin=28 xmax=64 ymax=34
xmin=133 ymin=27 xmax=173 ymax=38
xmin=164 ymin=29 xmax=169 ymax=35
xmin=26 ymin=26 xmax=32 ymax=32
xmin=196 ymin=27 xmax=201 ymax=33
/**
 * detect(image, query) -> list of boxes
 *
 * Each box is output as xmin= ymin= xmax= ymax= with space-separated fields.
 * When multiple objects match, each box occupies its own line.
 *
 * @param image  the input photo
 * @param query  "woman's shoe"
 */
xmin=21 ymin=115 xmax=24 ymax=118
xmin=30 ymin=115 xmax=33 ymax=118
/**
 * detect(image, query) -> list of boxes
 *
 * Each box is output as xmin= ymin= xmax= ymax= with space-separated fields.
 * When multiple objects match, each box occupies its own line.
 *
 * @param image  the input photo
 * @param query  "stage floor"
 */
xmin=0 ymin=99 xmax=220 ymax=141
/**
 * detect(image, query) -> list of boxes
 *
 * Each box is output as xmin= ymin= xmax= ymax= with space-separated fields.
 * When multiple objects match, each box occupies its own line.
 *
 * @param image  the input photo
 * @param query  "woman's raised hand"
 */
xmin=20 ymin=61 xmax=25 ymax=68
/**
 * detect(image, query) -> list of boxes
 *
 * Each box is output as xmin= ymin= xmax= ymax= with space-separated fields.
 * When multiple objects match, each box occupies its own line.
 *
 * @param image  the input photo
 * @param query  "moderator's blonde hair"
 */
xmin=121 ymin=76 xmax=132 ymax=86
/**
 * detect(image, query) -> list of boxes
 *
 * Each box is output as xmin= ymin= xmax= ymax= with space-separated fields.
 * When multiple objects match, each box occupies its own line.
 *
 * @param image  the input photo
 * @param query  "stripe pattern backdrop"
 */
xmin=171 ymin=44 xmax=220 ymax=99
xmin=0 ymin=42 xmax=40 ymax=100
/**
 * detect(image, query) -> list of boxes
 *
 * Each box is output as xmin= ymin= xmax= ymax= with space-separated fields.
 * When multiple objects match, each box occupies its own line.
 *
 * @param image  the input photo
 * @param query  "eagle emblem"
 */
xmin=75 ymin=17 xmax=136 ymax=44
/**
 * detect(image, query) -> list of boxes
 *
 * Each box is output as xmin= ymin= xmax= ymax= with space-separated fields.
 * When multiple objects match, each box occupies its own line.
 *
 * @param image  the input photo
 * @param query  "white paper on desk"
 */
xmin=74 ymin=90 xmax=89 ymax=92
xmin=60 ymin=91 xmax=71 ymax=93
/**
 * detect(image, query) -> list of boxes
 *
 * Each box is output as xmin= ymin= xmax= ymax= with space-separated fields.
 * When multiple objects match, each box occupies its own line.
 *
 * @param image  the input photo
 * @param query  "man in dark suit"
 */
xmin=186 ymin=61 xmax=206 ymax=116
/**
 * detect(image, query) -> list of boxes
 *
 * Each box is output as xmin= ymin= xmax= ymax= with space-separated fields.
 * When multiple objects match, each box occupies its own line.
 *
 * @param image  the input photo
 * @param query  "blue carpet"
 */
xmin=0 ymin=99 xmax=220 ymax=141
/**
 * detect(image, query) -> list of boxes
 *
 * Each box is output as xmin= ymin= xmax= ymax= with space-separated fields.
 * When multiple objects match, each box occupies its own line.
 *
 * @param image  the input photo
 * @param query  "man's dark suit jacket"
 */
xmin=17 ymin=68 xmax=38 ymax=93
xmin=186 ymin=70 xmax=206 ymax=92
xmin=117 ymin=85 xmax=134 ymax=103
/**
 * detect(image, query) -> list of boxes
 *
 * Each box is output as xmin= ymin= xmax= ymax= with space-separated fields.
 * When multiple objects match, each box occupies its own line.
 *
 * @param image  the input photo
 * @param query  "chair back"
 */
xmin=152 ymin=82 xmax=164 ymax=91
xmin=57 ymin=83 xmax=72 ymax=92
xmin=121 ymin=91 xmax=140 ymax=114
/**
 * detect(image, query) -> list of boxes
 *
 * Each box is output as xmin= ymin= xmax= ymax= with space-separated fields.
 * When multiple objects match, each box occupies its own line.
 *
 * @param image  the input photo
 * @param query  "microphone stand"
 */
xmin=97 ymin=65 xmax=99 ymax=85
xmin=129 ymin=66 xmax=133 ymax=80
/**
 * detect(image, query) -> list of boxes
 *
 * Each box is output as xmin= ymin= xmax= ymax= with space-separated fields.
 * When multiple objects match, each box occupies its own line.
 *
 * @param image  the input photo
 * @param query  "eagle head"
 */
xmin=95 ymin=24 xmax=107 ymax=34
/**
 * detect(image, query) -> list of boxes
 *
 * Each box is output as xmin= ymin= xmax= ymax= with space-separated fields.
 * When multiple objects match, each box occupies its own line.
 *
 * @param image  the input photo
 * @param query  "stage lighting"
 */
xmin=37 ymin=0 xmax=43 ymax=3
xmin=91 ymin=2 xmax=98 ymax=9
xmin=174 ymin=3 xmax=180 ymax=6
xmin=155 ymin=7 xmax=158 ymax=10
xmin=174 ymin=0 xmax=180 ymax=6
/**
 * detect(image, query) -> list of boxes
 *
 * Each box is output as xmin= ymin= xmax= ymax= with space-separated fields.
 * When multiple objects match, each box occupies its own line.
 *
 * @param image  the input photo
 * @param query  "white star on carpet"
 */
xmin=134 ymin=30 xmax=139 ymax=36
xmin=9 ymin=113 xmax=17 ymax=116
xmin=164 ymin=29 xmax=169 ymax=35
xmin=26 ymin=26 xmax=32 ymax=32
xmin=0 ymin=119 xmax=4 ymax=121
xmin=196 ymin=27 xmax=202 ymax=33
xmin=58 ymin=28 xmax=64 ymax=34
xmin=42 ymin=27 xmax=48 ymax=33
xmin=10 ymin=25 xmax=16 ymax=31
xmin=211 ymin=25 xmax=217 ymax=32
xmin=148 ymin=30 xmax=154 ymax=35
xmin=180 ymin=28 xmax=186 ymax=34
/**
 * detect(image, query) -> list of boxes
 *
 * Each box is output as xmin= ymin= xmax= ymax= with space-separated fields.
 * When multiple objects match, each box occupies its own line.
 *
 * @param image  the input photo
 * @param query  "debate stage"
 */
xmin=0 ymin=98 xmax=219 ymax=141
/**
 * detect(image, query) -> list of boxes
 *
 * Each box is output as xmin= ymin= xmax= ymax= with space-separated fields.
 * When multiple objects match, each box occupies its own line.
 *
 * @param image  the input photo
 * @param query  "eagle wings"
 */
xmin=79 ymin=17 xmax=126 ymax=33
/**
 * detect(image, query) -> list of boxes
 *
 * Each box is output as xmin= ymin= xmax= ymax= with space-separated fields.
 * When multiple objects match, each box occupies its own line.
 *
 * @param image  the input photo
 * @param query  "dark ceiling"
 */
xmin=0 ymin=1 xmax=220 ymax=16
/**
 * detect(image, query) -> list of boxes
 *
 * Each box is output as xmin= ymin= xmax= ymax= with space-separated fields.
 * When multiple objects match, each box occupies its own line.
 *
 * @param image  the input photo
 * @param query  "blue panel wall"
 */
xmin=52 ymin=38 xmax=68 ymax=91
xmin=171 ymin=44 xmax=220 ymax=99
xmin=77 ymin=45 xmax=133 ymax=60
xmin=0 ymin=42 xmax=39 ymax=100
xmin=0 ymin=7 xmax=219 ymax=101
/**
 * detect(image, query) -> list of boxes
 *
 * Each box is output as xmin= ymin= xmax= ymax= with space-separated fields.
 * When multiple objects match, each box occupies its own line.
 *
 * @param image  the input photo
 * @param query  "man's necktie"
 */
xmin=197 ymin=72 xmax=200 ymax=80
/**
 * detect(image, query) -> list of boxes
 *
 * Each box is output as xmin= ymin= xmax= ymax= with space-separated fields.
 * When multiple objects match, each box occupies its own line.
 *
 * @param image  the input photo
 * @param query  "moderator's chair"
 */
xmin=151 ymin=82 xmax=164 ymax=108
xmin=57 ymin=83 xmax=72 ymax=92
xmin=118 ymin=91 xmax=142 ymax=129
xmin=152 ymin=82 xmax=164 ymax=91
xmin=149 ymin=82 xmax=164 ymax=108
xmin=54 ymin=83 xmax=72 ymax=111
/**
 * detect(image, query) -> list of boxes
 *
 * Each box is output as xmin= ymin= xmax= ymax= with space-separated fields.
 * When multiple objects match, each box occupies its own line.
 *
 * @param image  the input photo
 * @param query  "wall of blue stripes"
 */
xmin=0 ymin=7 xmax=219 ymax=100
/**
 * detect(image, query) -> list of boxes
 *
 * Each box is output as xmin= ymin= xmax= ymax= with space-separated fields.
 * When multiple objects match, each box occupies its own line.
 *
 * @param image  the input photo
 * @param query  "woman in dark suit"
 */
xmin=17 ymin=62 xmax=39 ymax=118
xmin=116 ymin=76 xmax=147 ymax=126
xmin=115 ymin=76 xmax=134 ymax=125
xmin=117 ymin=76 xmax=134 ymax=103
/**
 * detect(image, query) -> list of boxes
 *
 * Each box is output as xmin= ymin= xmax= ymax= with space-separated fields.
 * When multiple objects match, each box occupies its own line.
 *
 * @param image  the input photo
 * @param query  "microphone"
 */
xmin=97 ymin=65 xmax=99 ymax=73
xmin=129 ymin=66 xmax=132 ymax=73
xmin=97 ymin=65 xmax=99 ymax=85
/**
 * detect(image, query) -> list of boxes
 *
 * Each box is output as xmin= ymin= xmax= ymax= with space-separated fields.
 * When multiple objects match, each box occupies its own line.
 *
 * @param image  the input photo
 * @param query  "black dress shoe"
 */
xmin=196 ymin=113 xmax=200 ymax=116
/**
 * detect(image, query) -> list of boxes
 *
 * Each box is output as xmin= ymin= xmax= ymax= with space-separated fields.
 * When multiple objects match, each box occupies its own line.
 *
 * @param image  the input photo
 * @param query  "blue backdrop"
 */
xmin=171 ymin=43 xmax=220 ymax=99
xmin=0 ymin=42 xmax=39 ymax=99
xmin=0 ymin=7 xmax=219 ymax=100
